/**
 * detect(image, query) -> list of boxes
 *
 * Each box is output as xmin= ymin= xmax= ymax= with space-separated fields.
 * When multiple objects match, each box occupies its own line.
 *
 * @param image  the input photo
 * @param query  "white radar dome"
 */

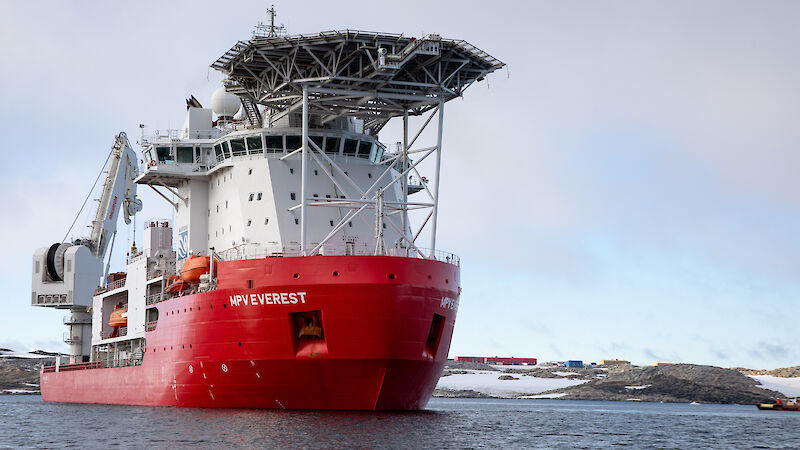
xmin=210 ymin=87 xmax=242 ymax=117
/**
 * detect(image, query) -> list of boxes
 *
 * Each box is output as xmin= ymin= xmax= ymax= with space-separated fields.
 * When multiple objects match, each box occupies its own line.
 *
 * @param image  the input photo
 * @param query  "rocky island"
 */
xmin=435 ymin=361 xmax=800 ymax=404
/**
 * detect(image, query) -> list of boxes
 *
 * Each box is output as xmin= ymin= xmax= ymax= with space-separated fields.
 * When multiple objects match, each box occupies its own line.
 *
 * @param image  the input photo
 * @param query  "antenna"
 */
xmin=253 ymin=5 xmax=286 ymax=38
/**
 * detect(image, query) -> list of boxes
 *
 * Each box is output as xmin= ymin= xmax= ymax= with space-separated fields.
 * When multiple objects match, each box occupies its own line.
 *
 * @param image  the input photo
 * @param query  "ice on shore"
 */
xmin=750 ymin=375 xmax=800 ymax=397
xmin=0 ymin=350 xmax=50 ymax=359
xmin=437 ymin=370 xmax=587 ymax=397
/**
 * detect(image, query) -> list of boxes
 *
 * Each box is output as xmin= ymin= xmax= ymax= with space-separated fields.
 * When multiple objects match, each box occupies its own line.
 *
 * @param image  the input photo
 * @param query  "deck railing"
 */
xmin=216 ymin=243 xmax=460 ymax=266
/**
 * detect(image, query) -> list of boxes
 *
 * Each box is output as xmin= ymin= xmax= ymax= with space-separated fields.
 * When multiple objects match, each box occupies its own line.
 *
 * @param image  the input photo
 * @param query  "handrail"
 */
xmin=215 ymin=243 xmax=460 ymax=266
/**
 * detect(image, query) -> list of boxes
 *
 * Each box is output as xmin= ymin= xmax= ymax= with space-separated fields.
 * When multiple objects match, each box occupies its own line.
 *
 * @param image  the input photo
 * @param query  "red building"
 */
xmin=454 ymin=356 xmax=537 ymax=365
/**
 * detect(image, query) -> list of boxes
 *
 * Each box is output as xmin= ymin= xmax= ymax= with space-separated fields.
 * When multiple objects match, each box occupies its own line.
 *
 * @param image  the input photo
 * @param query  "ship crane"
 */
xmin=31 ymin=132 xmax=142 ymax=363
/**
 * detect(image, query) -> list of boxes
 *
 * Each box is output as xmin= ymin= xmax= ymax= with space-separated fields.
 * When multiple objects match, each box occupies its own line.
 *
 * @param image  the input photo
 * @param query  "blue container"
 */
xmin=566 ymin=360 xmax=583 ymax=368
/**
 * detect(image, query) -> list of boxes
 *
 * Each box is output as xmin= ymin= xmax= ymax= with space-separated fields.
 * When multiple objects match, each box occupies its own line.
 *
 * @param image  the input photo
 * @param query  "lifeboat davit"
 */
xmin=108 ymin=305 xmax=127 ymax=327
xmin=165 ymin=275 xmax=189 ymax=294
xmin=180 ymin=255 xmax=217 ymax=283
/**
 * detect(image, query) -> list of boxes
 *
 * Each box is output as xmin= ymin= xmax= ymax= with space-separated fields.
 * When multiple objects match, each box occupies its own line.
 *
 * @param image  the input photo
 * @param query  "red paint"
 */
xmin=454 ymin=356 xmax=537 ymax=365
xmin=41 ymin=255 xmax=459 ymax=410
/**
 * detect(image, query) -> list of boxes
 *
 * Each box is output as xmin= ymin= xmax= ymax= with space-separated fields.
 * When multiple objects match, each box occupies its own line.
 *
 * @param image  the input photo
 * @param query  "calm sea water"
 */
xmin=1 ymin=396 xmax=798 ymax=449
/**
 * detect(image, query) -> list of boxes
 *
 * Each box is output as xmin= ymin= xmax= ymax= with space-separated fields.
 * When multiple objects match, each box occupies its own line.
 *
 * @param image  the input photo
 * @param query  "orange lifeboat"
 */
xmin=108 ymin=305 xmax=128 ymax=327
xmin=179 ymin=255 xmax=217 ymax=283
xmin=165 ymin=275 xmax=189 ymax=294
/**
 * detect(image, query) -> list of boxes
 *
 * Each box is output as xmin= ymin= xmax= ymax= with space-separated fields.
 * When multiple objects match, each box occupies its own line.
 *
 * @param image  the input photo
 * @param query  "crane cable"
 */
xmin=62 ymin=149 xmax=113 ymax=243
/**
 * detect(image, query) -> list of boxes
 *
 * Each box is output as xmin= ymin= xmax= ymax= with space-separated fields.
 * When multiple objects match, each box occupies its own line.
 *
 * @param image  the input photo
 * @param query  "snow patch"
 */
xmin=437 ymin=370 xmax=587 ymax=397
xmin=553 ymin=371 xmax=580 ymax=377
xmin=624 ymin=384 xmax=651 ymax=390
xmin=750 ymin=375 xmax=800 ymax=397
xmin=518 ymin=393 xmax=568 ymax=399
xmin=0 ymin=350 xmax=51 ymax=359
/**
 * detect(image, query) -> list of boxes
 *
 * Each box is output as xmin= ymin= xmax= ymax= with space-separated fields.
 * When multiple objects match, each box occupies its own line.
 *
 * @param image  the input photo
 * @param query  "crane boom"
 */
xmin=87 ymin=132 xmax=142 ymax=258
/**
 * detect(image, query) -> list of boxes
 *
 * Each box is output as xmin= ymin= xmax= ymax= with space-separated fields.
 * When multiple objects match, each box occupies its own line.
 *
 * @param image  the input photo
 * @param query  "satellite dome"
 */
xmin=210 ymin=87 xmax=241 ymax=117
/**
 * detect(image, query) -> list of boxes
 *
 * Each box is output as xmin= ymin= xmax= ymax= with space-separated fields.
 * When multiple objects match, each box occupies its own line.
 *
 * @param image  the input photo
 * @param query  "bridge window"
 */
xmin=309 ymin=136 xmax=323 ymax=151
xmin=325 ymin=137 xmax=340 ymax=154
xmin=286 ymin=135 xmax=302 ymax=151
xmin=246 ymin=136 xmax=263 ymax=154
xmin=223 ymin=141 xmax=232 ymax=157
xmin=156 ymin=146 xmax=173 ymax=163
xmin=214 ymin=144 xmax=223 ymax=160
xmin=343 ymin=139 xmax=358 ymax=156
xmin=357 ymin=141 xmax=371 ymax=159
xmin=265 ymin=135 xmax=283 ymax=152
xmin=177 ymin=146 xmax=193 ymax=163
xmin=373 ymin=145 xmax=384 ymax=163
xmin=230 ymin=139 xmax=246 ymax=156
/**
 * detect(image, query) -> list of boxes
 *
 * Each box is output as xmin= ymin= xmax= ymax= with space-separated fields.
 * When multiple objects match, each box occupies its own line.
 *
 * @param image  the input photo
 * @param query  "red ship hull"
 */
xmin=40 ymin=255 xmax=460 ymax=410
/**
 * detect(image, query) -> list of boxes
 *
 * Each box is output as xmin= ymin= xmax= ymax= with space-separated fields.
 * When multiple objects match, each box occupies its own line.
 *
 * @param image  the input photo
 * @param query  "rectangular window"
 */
xmin=373 ymin=145 xmax=384 ymax=163
xmin=177 ymin=146 xmax=194 ymax=163
xmin=295 ymin=218 xmax=299 ymax=225
xmin=257 ymin=192 xmax=262 ymax=200
xmin=290 ymin=168 xmax=294 ymax=174
xmin=325 ymin=137 xmax=341 ymax=154
xmin=357 ymin=141 xmax=371 ymax=159
xmin=348 ymin=221 xmax=353 ymax=227
xmin=230 ymin=139 xmax=246 ymax=156
xmin=265 ymin=135 xmax=283 ymax=152
xmin=246 ymin=136 xmax=263 ymax=154
xmin=330 ymin=220 xmax=334 ymax=226
xmin=343 ymin=139 xmax=358 ymax=156
xmin=290 ymin=193 xmax=296 ymax=201
xmin=249 ymin=193 xmax=254 ymax=201
xmin=314 ymin=169 xmax=318 ymax=176
xmin=264 ymin=218 xmax=269 ymax=225
xmin=248 ymin=168 xmax=253 ymax=175
xmin=156 ymin=146 xmax=173 ymax=163
xmin=286 ymin=135 xmax=302 ymax=151
xmin=310 ymin=136 xmax=324 ymax=151
xmin=247 ymin=219 xmax=252 ymax=226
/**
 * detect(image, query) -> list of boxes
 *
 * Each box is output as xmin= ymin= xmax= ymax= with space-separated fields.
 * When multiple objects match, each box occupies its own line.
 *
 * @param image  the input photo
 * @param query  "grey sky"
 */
xmin=1 ymin=0 xmax=798 ymax=368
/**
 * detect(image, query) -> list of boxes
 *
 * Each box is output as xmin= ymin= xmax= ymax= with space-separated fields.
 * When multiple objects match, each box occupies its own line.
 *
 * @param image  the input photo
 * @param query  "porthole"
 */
xmin=238 ymin=342 xmax=242 ymax=347
xmin=446 ymin=279 xmax=449 ymax=284
xmin=293 ymin=273 xmax=300 ymax=278
xmin=388 ymin=274 xmax=396 ymax=280
xmin=333 ymin=271 xmax=339 ymax=276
